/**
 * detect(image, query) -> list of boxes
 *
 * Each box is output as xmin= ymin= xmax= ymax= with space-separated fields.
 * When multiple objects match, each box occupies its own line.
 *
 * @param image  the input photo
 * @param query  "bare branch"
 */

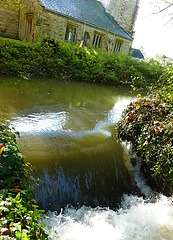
xmin=153 ymin=3 xmax=173 ymax=14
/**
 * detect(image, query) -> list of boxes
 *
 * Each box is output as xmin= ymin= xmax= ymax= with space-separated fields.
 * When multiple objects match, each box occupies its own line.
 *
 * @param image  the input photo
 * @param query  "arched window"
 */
xmin=25 ymin=14 xmax=34 ymax=34
xmin=84 ymin=31 xmax=90 ymax=46
xmin=65 ymin=24 xmax=77 ymax=43
xmin=114 ymin=39 xmax=123 ymax=52
xmin=93 ymin=32 xmax=102 ymax=47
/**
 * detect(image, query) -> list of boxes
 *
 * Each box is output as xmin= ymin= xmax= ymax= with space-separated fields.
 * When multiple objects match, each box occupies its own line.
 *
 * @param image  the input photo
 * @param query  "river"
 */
xmin=0 ymin=77 xmax=172 ymax=239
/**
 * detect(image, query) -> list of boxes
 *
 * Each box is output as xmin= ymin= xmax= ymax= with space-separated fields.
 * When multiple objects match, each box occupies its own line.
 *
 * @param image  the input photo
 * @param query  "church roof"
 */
xmin=132 ymin=49 xmax=144 ymax=59
xmin=39 ymin=0 xmax=133 ymax=40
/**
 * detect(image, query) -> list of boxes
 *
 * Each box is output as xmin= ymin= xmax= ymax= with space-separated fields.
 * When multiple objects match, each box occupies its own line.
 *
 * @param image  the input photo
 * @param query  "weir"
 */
xmin=18 ymin=132 xmax=136 ymax=210
xmin=0 ymin=77 xmax=172 ymax=239
xmin=11 ymin=98 xmax=137 ymax=210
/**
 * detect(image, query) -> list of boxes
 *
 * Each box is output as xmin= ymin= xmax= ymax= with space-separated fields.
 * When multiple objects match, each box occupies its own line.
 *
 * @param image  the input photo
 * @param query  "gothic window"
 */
xmin=84 ymin=31 xmax=90 ymax=46
xmin=25 ymin=14 xmax=34 ymax=34
xmin=65 ymin=24 xmax=76 ymax=43
xmin=114 ymin=39 xmax=123 ymax=52
xmin=93 ymin=32 xmax=102 ymax=47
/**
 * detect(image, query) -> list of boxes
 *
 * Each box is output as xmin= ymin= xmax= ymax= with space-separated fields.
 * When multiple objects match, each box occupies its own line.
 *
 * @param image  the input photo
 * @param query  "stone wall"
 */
xmin=39 ymin=10 xmax=82 ymax=45
xmin=0 ymin=0 xmax=19 ymax=38
xmin=0 ymin=0 xmax=132 ymax=54
xmin=104 ymin=0 xmax=140 ymax=32
xmin=39 ymin=9 xmax=132 ymax=54
xmin=117 ymin=0 xmax=140 ymax=32
xmin=18 ymin=0 xmax=42 ymax=41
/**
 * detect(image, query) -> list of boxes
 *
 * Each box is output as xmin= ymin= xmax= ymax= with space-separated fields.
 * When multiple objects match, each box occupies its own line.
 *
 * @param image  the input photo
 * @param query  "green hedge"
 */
xmin=0 ymin=37 xmax=164 ymax=89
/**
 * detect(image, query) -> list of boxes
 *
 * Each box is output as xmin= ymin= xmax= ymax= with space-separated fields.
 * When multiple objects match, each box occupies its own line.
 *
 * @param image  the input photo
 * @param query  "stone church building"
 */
xmin=0 ymin=0 xmax=140 ymax=54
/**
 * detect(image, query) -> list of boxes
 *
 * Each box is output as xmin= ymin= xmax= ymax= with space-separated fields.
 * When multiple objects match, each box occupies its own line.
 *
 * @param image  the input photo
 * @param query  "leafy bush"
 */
xmin=0 ymin=119 xmax=48 ymax=239
xmin=117 ymin=70 xmax=173 ymax=195
xmin=0 ymin=37 xmax=165 ymax=89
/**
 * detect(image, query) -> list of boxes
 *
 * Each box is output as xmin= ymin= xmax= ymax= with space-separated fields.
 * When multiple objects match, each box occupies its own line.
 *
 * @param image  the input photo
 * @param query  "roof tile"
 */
xmin=39 ymin=0 xmax=132 ymax=40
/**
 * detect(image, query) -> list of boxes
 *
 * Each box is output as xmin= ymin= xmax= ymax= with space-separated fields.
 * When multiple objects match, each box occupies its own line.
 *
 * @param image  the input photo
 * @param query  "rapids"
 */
xmin=43 ymin=195 xmax=173 ymax=240
xmin=0 ymin=77 xmax=172 ymax=239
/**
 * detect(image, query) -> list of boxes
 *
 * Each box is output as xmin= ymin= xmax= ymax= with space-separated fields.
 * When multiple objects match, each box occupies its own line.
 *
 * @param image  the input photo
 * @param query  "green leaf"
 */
xmin=15 ymin=231 xmax=30 ymax=240
xmin=11 ymin=222 xmax=22 ymax=232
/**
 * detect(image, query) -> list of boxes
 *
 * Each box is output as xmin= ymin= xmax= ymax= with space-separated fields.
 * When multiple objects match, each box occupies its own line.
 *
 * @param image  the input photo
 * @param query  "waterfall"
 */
xmin=43 ymin=195 xmax=173 ymax=240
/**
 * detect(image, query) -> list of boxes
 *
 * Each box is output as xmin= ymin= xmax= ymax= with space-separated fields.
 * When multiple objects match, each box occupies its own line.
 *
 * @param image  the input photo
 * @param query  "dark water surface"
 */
xmin=1 ymin=77 xmax=173 ymax=239
xmin=0 ymin=76 xmax=136 ymax=210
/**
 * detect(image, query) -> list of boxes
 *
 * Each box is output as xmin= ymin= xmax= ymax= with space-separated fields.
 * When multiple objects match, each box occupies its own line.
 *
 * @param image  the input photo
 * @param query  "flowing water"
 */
xmin=0 ymin=77 xmax=172 ymax=239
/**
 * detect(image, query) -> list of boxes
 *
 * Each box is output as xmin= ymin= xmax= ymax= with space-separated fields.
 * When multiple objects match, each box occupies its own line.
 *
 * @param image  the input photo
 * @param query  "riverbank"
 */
xmin=0 ymin=36 xmax=172 ymax=237
xmin=117 ymin=75 xmax=173 ymax=195
xmin=0 ymin=119 xmax=48 ymax=239
xmin=0 ymin=37 xmax=164 ymax=89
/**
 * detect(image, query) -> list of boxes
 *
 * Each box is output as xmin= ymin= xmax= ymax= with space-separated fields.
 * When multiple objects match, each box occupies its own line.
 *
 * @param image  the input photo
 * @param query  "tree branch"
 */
xmin=153 ymin=3 xmax=173 ymax=14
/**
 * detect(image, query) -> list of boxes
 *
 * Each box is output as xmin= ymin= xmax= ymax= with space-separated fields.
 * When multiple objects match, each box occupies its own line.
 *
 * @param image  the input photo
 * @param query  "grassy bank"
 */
xmin=0 ymin=119 xmax=48 ymax=239
xmin=0 ymin=37 xmax=164 ymax=89
xmin=117 ymin=70 xmax=173 ymax=195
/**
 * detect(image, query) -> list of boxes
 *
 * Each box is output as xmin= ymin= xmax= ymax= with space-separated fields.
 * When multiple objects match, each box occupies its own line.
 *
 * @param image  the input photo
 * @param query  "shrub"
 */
xmin=0 ymin=37 xmax=165 ymax=89
xmin=0 ymin=119 xmax=48 ymax=239
xmin=117 ymin=71 xmax=173 ymax=195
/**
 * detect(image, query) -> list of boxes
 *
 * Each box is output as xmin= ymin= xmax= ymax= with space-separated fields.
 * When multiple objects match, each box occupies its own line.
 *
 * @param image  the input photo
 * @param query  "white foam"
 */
xmin=43 ymin=194 xmax=173 ymax=240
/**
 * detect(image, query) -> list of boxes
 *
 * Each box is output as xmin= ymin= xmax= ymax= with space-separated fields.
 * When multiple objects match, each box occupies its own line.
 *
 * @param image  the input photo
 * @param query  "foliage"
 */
xmin=1 ymin=0 xmax=23 ymax=10
xmin=0 ymin=37 xmax=165 ymax=89
xmin=117 ymin=68 xmax=173 ymax=195
xmin=0 ymin=119 xmax=48 ymax=239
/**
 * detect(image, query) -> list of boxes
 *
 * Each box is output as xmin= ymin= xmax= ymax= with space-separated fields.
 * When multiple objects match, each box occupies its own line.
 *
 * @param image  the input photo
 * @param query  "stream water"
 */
xmin=0 ymin=77 xmax=172 ymax=239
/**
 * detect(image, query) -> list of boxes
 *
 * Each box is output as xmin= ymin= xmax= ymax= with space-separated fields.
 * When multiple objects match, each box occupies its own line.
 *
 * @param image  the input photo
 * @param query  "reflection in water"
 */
xmin=10 ymin=96 xmax=135 ymax=209
xmin=0 ymin=77 xmax=136 ymax=209
xmin=13 ymin=111 xmax=67 ymax=133
xmin=31 ymin=138 xmax=135 ymax=210
xmin=12 ymin=97 xmax=132 ymax=136
xmin=0 ymin=77 xmax=172 ymax=238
